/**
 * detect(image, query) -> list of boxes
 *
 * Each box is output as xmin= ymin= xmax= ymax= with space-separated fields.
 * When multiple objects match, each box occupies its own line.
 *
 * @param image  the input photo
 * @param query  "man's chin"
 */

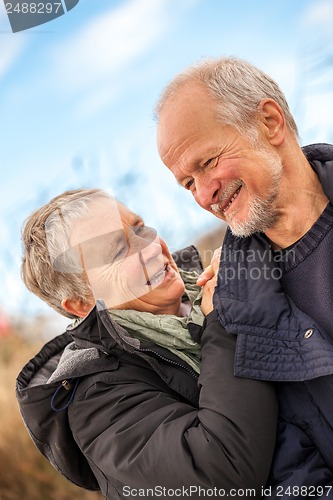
xmin=227 ymin=217 xmax=258 ymax=238
xmin=228 ymin=216 xmax=275 ymax=238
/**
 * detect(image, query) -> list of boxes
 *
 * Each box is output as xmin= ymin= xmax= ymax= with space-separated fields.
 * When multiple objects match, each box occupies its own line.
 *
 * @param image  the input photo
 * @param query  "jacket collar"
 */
xmin=68 ymin=300 xmax=141 ymax=354
xmin=303 ymin=143 xmax=333 ymax=201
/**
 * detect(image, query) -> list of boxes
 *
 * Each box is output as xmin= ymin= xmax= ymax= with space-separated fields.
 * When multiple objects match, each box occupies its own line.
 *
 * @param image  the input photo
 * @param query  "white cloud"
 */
xmin=51 ymin=0 xmax=174 ymax=91
xmin=0 ymin=1 xmax=7 ymax=20
xmin=302 ymin=92 xmax=333 ymax=143
xmin=0 ymin=37 xmax=26 ymax=79
xmin=264 ymin=59 xmax=297 ymax=101
xmin=0 ymin=2 xmax=26 ymax=80
xmin=75 ymin=85 xmax=119 ymax=118
xmin=302 ymin=0 xmax=333 ymax=37
xmin=46 ymin=0 xmax=199 ymax=117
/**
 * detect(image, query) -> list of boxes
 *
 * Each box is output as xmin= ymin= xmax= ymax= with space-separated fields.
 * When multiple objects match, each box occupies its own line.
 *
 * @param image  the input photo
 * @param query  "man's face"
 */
xmin=69 ymin=197 xmax=185 ymax=314
xmin=157 ymin=83 xmax=283 ymax=237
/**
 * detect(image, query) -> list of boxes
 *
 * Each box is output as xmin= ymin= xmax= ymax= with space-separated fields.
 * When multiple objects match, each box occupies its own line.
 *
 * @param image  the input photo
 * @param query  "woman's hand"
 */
xmin=201 ymin=275 xmax=217 ymax=316
xmin=196 ymin=247 xmax=221 ymax=287
xmin=199 ymin=247 xmax=221 ymax=316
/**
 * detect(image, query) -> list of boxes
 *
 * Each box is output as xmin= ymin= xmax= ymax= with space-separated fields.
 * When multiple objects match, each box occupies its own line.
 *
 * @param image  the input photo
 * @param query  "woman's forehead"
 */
xmin=116 ymin=202 xmax=142 ymax=226
xmin=72 ymin=198 xmax=141 ymax=245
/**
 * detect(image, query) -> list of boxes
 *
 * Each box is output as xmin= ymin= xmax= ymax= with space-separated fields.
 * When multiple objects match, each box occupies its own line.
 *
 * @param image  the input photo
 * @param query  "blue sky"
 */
xmin=0 ymin=0 xmax=333 ymax=318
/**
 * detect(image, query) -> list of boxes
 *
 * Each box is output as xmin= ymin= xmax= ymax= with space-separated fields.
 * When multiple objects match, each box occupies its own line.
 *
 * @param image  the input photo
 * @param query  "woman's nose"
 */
xmin=128 ymin=227 xmax=161 ymax=257
xmin=139 ymin=236 xmax=162 ymax=260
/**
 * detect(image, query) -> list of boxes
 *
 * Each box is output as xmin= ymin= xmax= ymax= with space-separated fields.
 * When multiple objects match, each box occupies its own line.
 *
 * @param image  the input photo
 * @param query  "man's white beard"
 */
xmin=227 ymin=149 xmax=283 ymax=238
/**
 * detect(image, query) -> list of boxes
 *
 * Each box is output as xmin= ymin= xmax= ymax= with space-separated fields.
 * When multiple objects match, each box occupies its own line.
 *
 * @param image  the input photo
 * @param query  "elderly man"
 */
xmin=156 ymin=57 xmax=333 ymax=496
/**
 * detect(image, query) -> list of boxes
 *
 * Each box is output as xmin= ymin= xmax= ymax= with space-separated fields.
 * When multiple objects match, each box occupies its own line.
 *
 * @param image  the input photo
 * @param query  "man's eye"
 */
xmin=184 ymin=179 xmax=194 ymax=190
xmin=204 ymin=157 xmax=217 ymax=169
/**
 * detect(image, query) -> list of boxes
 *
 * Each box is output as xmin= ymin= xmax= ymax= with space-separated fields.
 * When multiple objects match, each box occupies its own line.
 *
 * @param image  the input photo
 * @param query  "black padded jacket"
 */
xmin=16 ymin=246 xmax=277 ymax=499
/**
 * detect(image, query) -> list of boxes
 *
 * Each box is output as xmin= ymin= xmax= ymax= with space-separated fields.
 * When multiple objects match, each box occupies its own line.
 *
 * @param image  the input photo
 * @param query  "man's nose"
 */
xmin=194 ymin=175 xmax=221 ymax=208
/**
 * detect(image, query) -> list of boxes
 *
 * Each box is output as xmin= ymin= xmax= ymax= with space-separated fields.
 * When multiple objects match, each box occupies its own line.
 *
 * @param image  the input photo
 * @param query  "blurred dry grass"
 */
xmin=196 ymin=223 xmax=226 ymax=268
xmin=0 ymin=331 xmax=103 ymax=500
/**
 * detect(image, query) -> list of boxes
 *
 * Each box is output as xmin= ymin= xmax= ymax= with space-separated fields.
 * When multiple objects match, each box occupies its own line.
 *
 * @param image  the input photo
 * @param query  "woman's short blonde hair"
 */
xmin=21 ymin=188 xmax=111 ymax=318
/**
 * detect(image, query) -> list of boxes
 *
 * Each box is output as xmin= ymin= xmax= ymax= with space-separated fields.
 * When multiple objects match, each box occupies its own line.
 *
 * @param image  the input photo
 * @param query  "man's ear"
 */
xmin=257 ymin=98 xmax=286 ymax=146
xmin=61 ymin=298 xmax=93 ymax=318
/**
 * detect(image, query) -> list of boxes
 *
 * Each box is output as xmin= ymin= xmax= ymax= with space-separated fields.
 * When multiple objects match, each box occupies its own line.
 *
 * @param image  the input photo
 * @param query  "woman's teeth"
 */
xmin=147 ymin=264 xmax=168 ymax=286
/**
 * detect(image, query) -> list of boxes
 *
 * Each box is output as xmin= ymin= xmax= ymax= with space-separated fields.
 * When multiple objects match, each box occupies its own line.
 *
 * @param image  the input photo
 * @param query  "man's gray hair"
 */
xmin=155 ymin=56 xmax=299 ymax=143
xmin=21 ymin=188 xmax=111 ymax=319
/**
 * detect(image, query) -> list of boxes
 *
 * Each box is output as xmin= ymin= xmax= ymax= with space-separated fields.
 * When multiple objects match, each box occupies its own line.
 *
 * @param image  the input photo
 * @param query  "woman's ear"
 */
xmin=61 ymin=298 xmax=93 ymax=318
xmin=257 ymin=98 xmax=286 ymax=146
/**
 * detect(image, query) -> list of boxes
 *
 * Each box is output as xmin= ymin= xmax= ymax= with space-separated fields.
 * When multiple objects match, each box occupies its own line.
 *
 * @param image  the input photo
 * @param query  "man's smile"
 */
xmin=211 ymin=184 xmax=243 ymax=216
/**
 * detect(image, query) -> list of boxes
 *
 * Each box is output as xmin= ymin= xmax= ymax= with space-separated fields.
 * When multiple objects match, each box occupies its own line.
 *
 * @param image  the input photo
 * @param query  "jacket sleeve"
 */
xmin=69 ymin=311 xmax=277 ymax=495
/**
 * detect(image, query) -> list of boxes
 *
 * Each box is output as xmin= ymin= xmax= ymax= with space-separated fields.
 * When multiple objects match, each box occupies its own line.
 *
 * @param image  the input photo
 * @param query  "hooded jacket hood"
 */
xmin=16 ymin=307 xmax=118 ymax=491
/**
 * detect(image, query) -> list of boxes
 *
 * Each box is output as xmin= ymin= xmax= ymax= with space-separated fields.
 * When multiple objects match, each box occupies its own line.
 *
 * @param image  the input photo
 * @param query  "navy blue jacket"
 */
xmin=214 ymin=144 xmax=333 ymax=499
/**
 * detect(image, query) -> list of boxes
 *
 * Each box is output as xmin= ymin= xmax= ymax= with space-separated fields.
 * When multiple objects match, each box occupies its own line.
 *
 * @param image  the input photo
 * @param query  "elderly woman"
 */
xmin=17 ymin=188 xmax=277 ymax=500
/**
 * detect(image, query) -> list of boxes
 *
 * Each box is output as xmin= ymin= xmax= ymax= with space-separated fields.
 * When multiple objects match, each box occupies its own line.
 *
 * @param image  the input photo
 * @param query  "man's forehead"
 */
xmin=158 ymin=84 xmax=216 ymax=156
xmin=159 ymin=83 xmax=213 ymax=126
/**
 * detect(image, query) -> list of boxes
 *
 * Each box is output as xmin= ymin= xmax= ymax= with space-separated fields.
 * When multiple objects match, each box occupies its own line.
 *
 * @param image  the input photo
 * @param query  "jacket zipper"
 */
xmin=98 ymin=308 xmax=199 ymax=380
xmin=136 ymin=346 xmax=199 ymax=380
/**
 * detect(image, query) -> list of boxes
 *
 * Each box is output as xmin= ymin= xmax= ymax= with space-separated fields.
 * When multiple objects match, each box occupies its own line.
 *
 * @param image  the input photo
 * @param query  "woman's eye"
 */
xmin=134 ymin=225 xmax=144 ymax=235
xmin=113 ymin=244 xmax=127 ymax=261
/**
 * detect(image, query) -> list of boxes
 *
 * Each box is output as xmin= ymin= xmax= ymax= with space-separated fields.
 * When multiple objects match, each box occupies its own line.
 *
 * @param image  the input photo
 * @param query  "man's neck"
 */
xmin=265 ymin=151 xmax=329 ymax=250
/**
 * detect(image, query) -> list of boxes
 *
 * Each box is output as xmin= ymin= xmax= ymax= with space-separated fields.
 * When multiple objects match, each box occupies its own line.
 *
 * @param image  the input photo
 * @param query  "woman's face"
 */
xmin=71 ymin=197 xmax=185 ymax=315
